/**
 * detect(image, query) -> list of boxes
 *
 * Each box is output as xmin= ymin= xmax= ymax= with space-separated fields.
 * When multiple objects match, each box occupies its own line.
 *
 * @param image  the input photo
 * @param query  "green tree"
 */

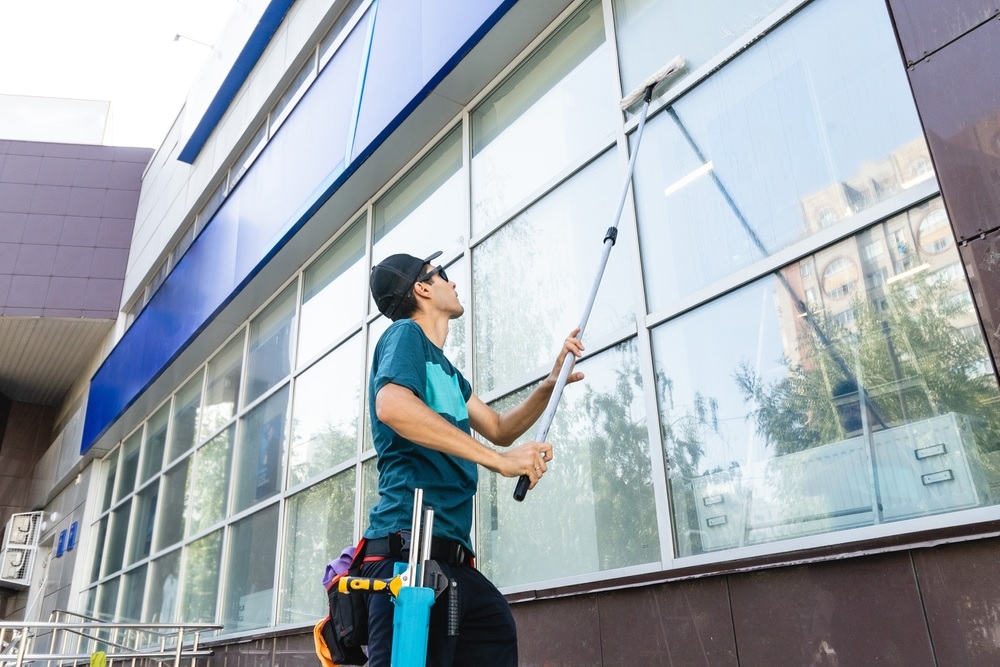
xmin=735 ymin=272 xmax=1000 ymax=455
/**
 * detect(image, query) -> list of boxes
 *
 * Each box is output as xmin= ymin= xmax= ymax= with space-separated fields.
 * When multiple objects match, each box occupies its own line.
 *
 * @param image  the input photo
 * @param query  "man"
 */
xmin=362 ymin=250 xmax=584 ymax=666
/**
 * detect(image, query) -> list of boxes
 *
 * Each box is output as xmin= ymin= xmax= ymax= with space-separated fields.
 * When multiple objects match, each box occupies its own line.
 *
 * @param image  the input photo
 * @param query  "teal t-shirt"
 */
xmin=364 ymin=319 xmax=477 ymax=552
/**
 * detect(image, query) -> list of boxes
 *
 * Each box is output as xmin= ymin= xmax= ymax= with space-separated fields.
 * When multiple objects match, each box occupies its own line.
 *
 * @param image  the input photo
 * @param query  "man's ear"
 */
xmin=412 ymin=280 xmax=432 ymax=299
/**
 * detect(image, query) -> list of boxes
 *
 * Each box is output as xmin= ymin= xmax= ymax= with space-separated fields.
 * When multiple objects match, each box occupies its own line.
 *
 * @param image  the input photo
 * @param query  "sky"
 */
xmin=0 ymin=0 xmax=239 ymax=148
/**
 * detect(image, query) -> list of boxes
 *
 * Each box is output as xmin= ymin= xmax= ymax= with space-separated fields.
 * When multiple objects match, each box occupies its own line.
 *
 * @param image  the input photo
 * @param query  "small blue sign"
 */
xmin=57 ymin=530 xmax=67 ymax=558
xmin=67 ymin=521 xmax=79 ymax=551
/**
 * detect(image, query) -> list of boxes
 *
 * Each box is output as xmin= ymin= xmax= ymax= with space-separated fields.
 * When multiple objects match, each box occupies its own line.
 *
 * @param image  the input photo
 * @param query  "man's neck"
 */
xmin=411 ymin=311 xmax=449 ymax=349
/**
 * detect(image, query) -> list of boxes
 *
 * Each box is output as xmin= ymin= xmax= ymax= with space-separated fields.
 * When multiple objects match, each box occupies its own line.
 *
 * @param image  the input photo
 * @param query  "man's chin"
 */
xmin=450 ymin=305 xmax=465 ymax=320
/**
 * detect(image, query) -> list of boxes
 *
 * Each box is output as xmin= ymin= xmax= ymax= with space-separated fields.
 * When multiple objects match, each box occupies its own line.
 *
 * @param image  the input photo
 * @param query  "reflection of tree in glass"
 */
xmin=657 ymin=363 xmax=724 ymax=558
xmin=181 ymin=531 xmax=221 ymax=623
xmin=735 ymin=273 xmax=1000 ymax=456
xmin=474 ymin=211 xmax=562 ymax=391
xmin=579 ymin=340 xmax=659 ymax=570
xmin=289 ymin=411 xmax=358 ymax=486
xmin=478 ymin=340 xmax=659 ymax=586
xmin=280 ymin=471 xmax=356 ymax=623
xmin=186 ymin=429 xmax=233 ymax=534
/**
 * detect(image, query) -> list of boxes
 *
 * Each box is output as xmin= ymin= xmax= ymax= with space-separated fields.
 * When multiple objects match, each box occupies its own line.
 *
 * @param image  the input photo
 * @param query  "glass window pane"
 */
xmin=299 ymin=220 xmax=366 ymax=365
xmin=116 ymin=431 xmax=142 ymax=501
xmin=653 ymin=206 xmax=1000 ymax=558
xmin=441 ymin=257 xmax=468 ymax=375
xmin=234 ymin=387 xmax=289 ymax=513
xmin=361 ymin=455 xmax=379 ymax=522
xmin=181 ymin=530 xmax=222 ymax=623
xmin=140 ymin=403 xmax=169 ymax=484
xmin=223 ymin=505 xmax=279 ymax=631
xmin=155 ymin=459 xmax=190 ymax=552
xmin=187 ymin=427 xmax=234 ymax=535
xmin=201 ymin=333 xmax=244 ymax=439
xmin=633 ymin=0 xmax=929 ymax=313
xmin=168 ymin=370 xmax=204 ymax=464
xmin=372 ymin=127 xmax=464 ymax=263
xmin=120 ymin=564 xmax=147 ymax=622
xmin=289 ymin=336 xmax=362 ymax=486
xmin=473 ymin=150 xmax=638 ymax=393
xmin=96 ymin=576 xmax=120 ymax=620
xmin=146 ymin=550 xmax=181 ymax=623
xmin=614 ymin=0 xmax=777 ymax=104
xmin=89 ymin=517 xmax=108 ymax=583
xmin=128 ymin=484 xmax=158 ymax=564
xmin=101 ymin=450 xmax=119 ymax=512
xmin=279 ymin=471 xmax=357 ymax=624
xmin=362 ymin=316 xmax=391 ymax=453
xmin=471 ymin=0 xmax=615 ymax=233
xmin=477 ymin=339 xmax=659 ymax=587
xmin=101 ymin=499 xmax=131 ymax=577
xmin=246 ymin=284 xmax=296 ymax=405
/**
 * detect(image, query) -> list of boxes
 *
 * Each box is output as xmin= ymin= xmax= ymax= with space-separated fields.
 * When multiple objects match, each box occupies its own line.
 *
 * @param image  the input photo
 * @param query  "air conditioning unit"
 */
xmin=1 ymin=512 xmax=43 ymax=590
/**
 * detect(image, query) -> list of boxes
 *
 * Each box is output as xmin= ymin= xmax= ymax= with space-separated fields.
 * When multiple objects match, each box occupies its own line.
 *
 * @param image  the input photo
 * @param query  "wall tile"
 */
xmin=513 ymin=595 xmax=602 ymax=666
xmin=46 ymin=276 xmax=89 ymax=310
xmin=1 ymin=154 xmax=42 ymax=185
xmin=598 ymin=578 xmax=737 ymax=667
xmin=21 ymin=214 xmax=64 ymax=245
xmin=886 ymin=0 xmax=999 ymax=66
xmin=72 ymin=159 xmax=114 ymax=189
xmin=90 ymin=247 xmax=129 ymax=279
xmin=36 ymin=157 xmax=79 ymax=186
xmin=14 ymin=244 xmax=57 ymax=276
xmin=906 ymin=18 xmax=1000 ymax=242
xmin=0 ymin=243 xmax=19 ymax=272
xmin=59 ymin=216 xmax=101 ymax=247
xmin=0 ymin=211 xmax=27 ymax=243
xmin=729 ymin=553 xmax=935 ymax=666
xmin=960 ymin=231 xmax=1000 ymax=371
xmin=96 ymin=218 xmax=136 ymax=249
xmin=65 ymin=187 xmax=106 ymax=217
xmin=0 ymin=182 xmax=34 ymax=213
xmin=915 ymin=537 xmax=1000 ymax=666
xmin=7 ymin=275 xmax=50 ymax=307
xmin=82 ymin=277 xmax=122 ymax=312
xmin=28 ymin=184 xmax=72 ymax=216
xmin=53 ymin=246 xmax=96 ymax=278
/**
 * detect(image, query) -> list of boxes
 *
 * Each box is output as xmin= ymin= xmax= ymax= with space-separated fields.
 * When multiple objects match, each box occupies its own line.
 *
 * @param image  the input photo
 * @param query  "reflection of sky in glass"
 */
xmin=614 ymin=0 xmax=786 ymax=102
xmin=473 ymin=149 xmax=639 ymax=393
xmin=471 ymin=0 xmax=615 ymax=233
xmin=299 ymin=222 xmax=366 ymax=366
xmin=373 ymin=128 xmax=464 ymax=261
xmin=634 ymin=0 xmax=926 ymax=312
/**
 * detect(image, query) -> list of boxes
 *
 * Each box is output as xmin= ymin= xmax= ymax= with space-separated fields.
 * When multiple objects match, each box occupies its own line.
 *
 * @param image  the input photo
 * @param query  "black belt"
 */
xmin=366 ymin=532 xmax=473 ymax=567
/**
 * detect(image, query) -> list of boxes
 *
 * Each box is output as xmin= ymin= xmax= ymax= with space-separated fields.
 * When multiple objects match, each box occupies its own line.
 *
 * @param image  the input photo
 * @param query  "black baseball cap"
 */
xmin=370 ymin=251 xmax=443 ymax=319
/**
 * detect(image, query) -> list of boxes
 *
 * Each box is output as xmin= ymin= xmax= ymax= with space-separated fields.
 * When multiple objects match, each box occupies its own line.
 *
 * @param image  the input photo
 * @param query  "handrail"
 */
xmin=0 ymin=616 xmax=223 ymax=667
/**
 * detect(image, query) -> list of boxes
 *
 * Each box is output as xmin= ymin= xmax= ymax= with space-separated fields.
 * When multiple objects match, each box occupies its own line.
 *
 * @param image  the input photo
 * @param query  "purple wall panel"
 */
xmin=0 ymin=139 xmax=151 ymax=319
xmin=903 ymin=17 xmax=1000 ymax=242
xmin=886 ymin=0 xmax=999 ymax=66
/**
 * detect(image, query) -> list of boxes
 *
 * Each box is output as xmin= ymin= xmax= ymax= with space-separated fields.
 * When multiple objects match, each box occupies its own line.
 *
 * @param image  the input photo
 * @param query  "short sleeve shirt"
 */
xmin=364 ymin=319 xmax=476 ymax=551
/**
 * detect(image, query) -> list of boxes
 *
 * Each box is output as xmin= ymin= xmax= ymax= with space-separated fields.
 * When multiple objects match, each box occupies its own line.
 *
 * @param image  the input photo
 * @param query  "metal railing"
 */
xmin=0 ymin=610 xmax=222 ymax=666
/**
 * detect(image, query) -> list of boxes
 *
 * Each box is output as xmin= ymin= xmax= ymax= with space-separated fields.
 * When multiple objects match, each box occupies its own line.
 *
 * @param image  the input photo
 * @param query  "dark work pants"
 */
xmin=361 ymin=557 xmax=517 ymax=667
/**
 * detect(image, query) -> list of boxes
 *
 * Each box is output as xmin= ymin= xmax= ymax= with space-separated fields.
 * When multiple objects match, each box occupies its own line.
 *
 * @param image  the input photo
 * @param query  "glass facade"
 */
xmin=84 ymin=0 xmax=1000 ymax=634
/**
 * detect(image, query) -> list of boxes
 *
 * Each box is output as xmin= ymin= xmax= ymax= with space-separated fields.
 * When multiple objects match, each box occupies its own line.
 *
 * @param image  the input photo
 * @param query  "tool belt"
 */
xmin=366 ymin=531 xmax=474 ymax=567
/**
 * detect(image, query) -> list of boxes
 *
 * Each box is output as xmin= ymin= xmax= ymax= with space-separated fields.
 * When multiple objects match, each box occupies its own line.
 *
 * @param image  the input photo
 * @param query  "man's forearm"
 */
xmin=376 ymin=383 xmax=507 ymax=470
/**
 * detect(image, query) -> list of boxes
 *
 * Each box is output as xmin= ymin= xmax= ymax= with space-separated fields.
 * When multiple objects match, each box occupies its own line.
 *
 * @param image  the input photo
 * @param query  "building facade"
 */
xmin=5 ymin=0 xmax=1000 ymax=664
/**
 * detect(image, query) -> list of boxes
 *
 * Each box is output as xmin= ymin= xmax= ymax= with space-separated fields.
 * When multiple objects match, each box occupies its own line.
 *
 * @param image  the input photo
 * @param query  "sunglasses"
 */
xmin=417 ymin=265 xmax=448 ymax=284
